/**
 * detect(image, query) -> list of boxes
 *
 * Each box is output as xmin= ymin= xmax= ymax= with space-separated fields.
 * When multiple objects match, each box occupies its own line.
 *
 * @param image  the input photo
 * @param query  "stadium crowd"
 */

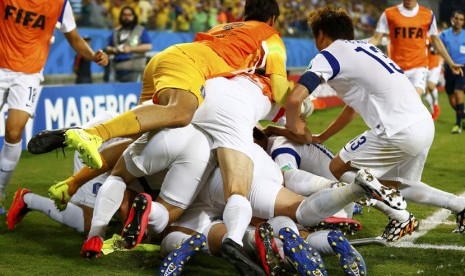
xmin=75 ymin=0 xmax=384 ymax=38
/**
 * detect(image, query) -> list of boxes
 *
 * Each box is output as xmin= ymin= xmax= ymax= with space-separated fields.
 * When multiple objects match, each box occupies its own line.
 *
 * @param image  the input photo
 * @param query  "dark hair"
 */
xmin=243 ymin=0 xmax=280 ymax=23
xmin=119 ymin=6 xmax=138 ymax=28
xmin=453 ymin=10 xmax=465 ymax=18
xmin=307 ymin=7 xmax=354 ymax=40
xmin=252 ymin=127 xmax=268 ymax=141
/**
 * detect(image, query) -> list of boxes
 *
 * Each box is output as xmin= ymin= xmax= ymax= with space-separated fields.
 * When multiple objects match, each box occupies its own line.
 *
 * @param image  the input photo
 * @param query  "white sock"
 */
xmin=148 ymin=201 xmax=169 ymax=234
xmin=223 ymin=194 xmax=252 ymax=246
xmin=296 ymin=184 xmax=364 ymax=227
xmin=267 ymin=216 xmax=299 ymax=235
xmin=424 ymin=93 xmax=434 ymax=112
xmin=160 ymin=231 xmax=190 ymax=257
xmin=306 ymin=230 xmax=333 ymax=255
xmin=400 ymin=180 xmax=465 ymax=213
xmin=0 ymin=141 xmax=22 ymax=194
xmin=284 ymin=169 xmax=334 ymax=196
xmin=373 ymin=200 xmax=410 ymax=222
xmin=23 ymin=193 xmax=84 ymax=232
xmin=432 ymin=88 xmax=439 ymax=105
xmin=88 ymin=175 xmax=126 ymax=239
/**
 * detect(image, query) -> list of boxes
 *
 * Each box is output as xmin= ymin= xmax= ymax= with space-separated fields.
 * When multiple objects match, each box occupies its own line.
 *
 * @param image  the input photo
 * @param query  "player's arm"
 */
xmin=312 ymin=105 xmax=357 ymax=144
xmin=64 ymin=29 xmax=108 ymax=66
xmin=431 ymin=35 xmax=464 ymax=76
xmin=368 ymin=31 xmax=384 ymax=46
xmin=265 ymin=35 xmax=289 ymax=106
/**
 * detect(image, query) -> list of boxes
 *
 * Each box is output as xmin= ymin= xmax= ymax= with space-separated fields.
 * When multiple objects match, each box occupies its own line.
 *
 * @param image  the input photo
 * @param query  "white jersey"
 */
xmin=308 ymin=39 xmax=431 ymax=137
xmin=266 ymin=136 xmax=336 ymax=181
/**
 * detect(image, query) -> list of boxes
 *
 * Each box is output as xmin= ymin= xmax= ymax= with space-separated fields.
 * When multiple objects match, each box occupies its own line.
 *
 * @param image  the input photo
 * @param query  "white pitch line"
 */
xmin=390 ymin=192 xmax=465 ymax=251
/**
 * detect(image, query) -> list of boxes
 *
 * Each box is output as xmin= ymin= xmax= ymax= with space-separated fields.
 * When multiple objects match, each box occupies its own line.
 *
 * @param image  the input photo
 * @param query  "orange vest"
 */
xmin=0 ymin=0 xmax=66 ymax=73
xmin=385 ymin=5 xmax=433 ymax=71
xmin=194 ymin=21 xmax=279 ymax=70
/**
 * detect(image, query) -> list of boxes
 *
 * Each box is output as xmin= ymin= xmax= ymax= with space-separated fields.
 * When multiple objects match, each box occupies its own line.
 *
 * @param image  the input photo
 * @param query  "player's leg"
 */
xmin=49 ymin=139 xmax=131 ymax=210
xmin=452 ymin=88 xmax=464 ymax=134
xmin=65 ymin=47 xmax=204 ymax=169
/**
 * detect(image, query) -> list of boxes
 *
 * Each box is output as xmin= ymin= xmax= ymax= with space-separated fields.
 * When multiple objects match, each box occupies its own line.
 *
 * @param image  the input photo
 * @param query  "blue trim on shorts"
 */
xmin=320 ymin=50 xmax=340 ymax=80
xmin=271 ymin=147 xmax=301 ymax=168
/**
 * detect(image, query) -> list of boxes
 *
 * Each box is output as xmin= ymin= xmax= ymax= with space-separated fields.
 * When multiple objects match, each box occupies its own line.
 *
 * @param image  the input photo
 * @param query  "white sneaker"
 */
xmin=355 ymin=169 xmax=407 ymax=210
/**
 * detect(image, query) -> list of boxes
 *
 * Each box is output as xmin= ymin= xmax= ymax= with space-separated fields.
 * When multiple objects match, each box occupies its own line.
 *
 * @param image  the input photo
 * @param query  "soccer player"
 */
xmin=0 ymin=0 xmax=108 ymax=214
xmin=285 ymin=7 xmax=465 ymax=236
xmin=369 ymin=0 xmax=462 ymax=96
xmin=425 ymin=36 xmax=442 ymax=121
xmin=439 ymin=10 xmax=465 ymax=134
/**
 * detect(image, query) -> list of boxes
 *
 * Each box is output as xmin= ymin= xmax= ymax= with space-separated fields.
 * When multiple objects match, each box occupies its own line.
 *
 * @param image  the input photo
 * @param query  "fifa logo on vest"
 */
xmin=4 ymin=5 xmax=46 ymax=30
xmin=394 ymin=27 xmax=424 ymax=39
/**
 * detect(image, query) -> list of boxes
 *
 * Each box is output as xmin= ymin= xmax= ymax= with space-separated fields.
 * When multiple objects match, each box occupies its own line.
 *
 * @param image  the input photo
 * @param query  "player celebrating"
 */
xmin=369 ymin=0 xmax=462 ymax=96
xmin=285 ymin=7 xmax=465 ymax=235
xmin=0 ymin=0 xmax=108 ymax=214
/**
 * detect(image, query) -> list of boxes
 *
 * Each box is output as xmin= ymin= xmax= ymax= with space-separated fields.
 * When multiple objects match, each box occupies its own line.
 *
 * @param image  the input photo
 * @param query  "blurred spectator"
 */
xmin=137 ymin=0 xmax=154 ymax=26
xmin=89 ymin=0 xmax=109 ymax=28
xmin=74 ymin=36 xmax=93 ymax=84
xmin=191 ymin=3 xmax=208 ymax=33
xmin=79 ymin=0 xmax=92 ymax=26
xmin=109 ymin=0 xmax=125 ymax=28
xmin=105 ymin=6 xmax=152 ymax=82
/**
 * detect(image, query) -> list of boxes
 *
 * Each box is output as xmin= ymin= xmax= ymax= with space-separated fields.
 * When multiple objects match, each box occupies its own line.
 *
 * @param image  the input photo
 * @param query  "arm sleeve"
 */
xmin=59 ymin=1 xmax=77 ymax=33
xmin=264 ymin=34 xmax=289 ymax=105
xmin=428 ymin=13 xmax=438 ymax=36
xmin=375 ymin=12 xmax=389 ymax=34
xmin=307 ymin=53 xmax=335 ymax=82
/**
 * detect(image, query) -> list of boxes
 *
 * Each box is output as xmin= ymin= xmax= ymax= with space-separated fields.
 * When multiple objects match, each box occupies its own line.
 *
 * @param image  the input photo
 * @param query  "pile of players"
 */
xmin=4 ymin=1 xmax=465 ymax=275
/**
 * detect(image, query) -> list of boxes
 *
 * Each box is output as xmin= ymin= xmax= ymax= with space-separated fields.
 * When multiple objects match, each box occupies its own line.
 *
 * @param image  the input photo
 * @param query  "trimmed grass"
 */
xmin=1 ymin=92 xmax=465 ymax=275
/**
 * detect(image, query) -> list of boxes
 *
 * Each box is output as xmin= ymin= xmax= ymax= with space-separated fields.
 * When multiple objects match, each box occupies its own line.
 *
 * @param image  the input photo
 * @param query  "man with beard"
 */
xmin=105 ymin=6 xmax=152 ymax=82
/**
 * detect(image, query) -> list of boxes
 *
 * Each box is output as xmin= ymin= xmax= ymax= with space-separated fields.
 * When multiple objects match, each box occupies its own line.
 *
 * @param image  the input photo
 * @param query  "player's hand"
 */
xmin=311 ymin=134 xmax=325 ymax=144
xmin=450 ymin=63 xmax=464 ymax=76
xmin=94 ymin=49 xmax=109 ymax=66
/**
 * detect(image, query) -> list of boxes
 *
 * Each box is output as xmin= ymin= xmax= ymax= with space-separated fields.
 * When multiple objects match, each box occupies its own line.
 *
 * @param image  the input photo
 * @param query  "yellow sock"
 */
xmin=67 ymin=158 xmax=110 ymax=195
xmin=86 ymin=111 xmax=141 ymax=141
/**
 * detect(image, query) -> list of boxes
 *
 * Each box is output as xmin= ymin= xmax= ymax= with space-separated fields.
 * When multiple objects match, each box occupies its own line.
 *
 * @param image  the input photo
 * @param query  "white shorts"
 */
xmin=192 ymin=76 xmax=273 ymax=159
xmin=0 ymin=68 xmax=42 ymax=115
xmin=124 ymin=125 xmax=215 ymax=209
xmin=198 ymin=144 xmax=284 ymax=219
xmin=427 ymin=65 xmax=442 ymax=85
xmin=268 ymin=136 xmax=336 ymax=180
xmin=404 ymin=67 xmax=428 ymax=93
xmin=339 ymin=118 xmax=434 ymax=182
xmin=170 ymin=201 xmax=223 ymax=233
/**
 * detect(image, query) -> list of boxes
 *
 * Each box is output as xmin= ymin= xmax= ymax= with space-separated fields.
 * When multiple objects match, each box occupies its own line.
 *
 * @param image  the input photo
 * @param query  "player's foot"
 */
xmin=451 ymin=125 xmax=462 ymax=134
xmin=121 ymin=193 xmax=152 ymax=249
xmin=255 ymin=223 xmax=285 ymax=276
xmin=159 ymin=233 xmax=206 ymax=276
xmin=355 ymin=169 xmax=407 ymax=210
xmin=220 ymin=238 xmax=266 ymax=276
xmin=382 ymin=213 xmax=419 ymax=242
xmin=0 ymin=193 xmax=6 ymax=215
xmin=65 ymin=129 xmax=103 ymax=169
xmin=328 ymin=230 xmax=366 ymax=276
xmin=6 ymin=188 xmax=31 ymax=230
xmin=27 ymin=127 xmax=80 ymax=154
xmin=432 ymin=104 xmax=441 ymax=121
xmin=279 ymin=227 xmax=327 ymax=276
xmin=81 ymin=236 xmax=103 ymax=259
xmin=318 ymin=216 xmax=362 ymax=236
xmin=48 ymin=180 xmax=71 ymax=211
xmin=453 ymin=208 xmax=465 ymax=233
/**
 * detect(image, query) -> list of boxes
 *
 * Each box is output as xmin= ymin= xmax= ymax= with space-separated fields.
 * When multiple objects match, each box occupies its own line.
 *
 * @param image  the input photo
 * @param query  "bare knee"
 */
xmin=329 ymin=155 xmax=351 ymax=180
xmin=4 ymin=125 xmax=24 ymax=143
